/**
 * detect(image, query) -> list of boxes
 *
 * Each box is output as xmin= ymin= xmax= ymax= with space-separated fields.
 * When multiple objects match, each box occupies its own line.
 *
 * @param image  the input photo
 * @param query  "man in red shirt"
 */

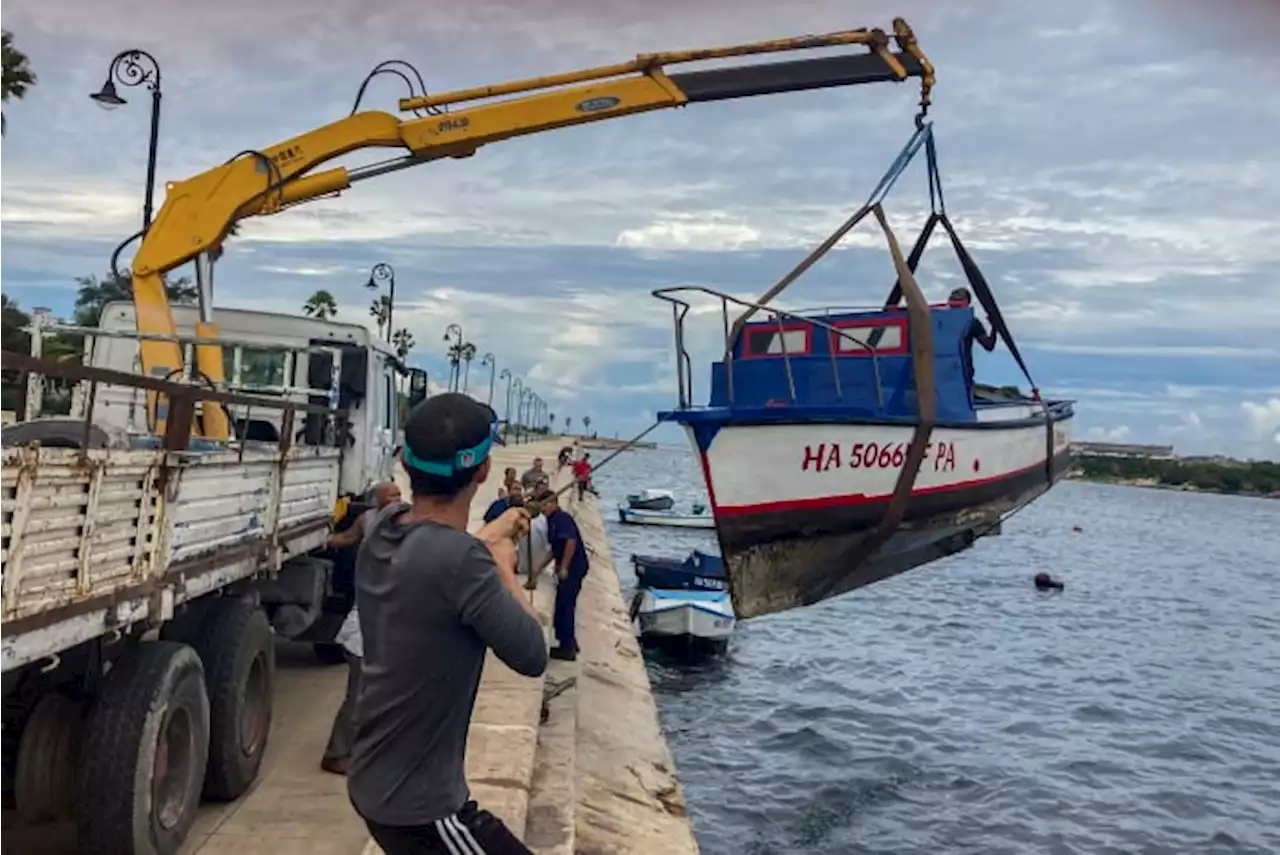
xmin=571 ymin=453 xmax=593 ymax=502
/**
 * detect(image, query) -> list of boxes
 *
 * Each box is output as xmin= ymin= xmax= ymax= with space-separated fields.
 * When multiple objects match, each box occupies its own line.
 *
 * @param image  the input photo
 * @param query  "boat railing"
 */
xmin=650 ymin=286 xmax=885 ymax=410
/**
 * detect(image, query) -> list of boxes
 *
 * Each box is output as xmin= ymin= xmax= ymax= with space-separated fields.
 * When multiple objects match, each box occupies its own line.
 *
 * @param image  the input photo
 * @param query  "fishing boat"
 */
xmin=626 ymin=488 xmax=676 ymax=512
xmin=652 ymin=123 xmax=1074 ymax=620
xmin=633 ymin=589 xmax=735 ymax=646
xmin=617 ymin=502 xmax=715 ymax=529
xmin=631 ymin=549 xmax=728 ymax=591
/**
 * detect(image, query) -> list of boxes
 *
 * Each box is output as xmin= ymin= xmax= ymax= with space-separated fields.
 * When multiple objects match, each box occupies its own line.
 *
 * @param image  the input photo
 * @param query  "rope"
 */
xmin=551 ymin=420 xmax=663 ymax=500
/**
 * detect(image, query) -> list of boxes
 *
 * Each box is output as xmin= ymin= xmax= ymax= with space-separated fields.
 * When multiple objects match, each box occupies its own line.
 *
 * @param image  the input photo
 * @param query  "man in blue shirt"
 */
xmin=536 ymin=488 xmax=589 ymax=662
xmin=483 ymin=482 xmax=523 ymax=524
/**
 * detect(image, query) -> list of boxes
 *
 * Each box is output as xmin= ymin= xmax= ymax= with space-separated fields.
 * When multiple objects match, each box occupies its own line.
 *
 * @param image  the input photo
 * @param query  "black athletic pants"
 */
xmin=364 ymin=802 xmax=532 ymax=855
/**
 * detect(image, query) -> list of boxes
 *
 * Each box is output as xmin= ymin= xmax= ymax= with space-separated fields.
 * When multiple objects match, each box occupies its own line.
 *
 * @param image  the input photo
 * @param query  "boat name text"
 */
xmin=801 ymin=441 xmax=958 ymax=473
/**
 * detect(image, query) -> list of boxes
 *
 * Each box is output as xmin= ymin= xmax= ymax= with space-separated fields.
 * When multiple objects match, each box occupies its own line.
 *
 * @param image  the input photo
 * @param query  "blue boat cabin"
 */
xmin=710 ymin=303 xmax=982 ymax=422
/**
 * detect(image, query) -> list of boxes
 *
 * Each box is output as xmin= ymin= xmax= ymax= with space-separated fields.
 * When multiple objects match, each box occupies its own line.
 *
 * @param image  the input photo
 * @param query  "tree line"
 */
xmin=302 ymin=289 xmax=414 ymax=359
xmin=1073 ymin=453 xmax=1280 ymax=498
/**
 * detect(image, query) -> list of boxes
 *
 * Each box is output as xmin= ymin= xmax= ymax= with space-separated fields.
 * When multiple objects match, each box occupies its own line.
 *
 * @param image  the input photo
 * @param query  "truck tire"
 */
xmin=1 ymin=418 xmax=113 ymax=449
xmin=192 ymin=598 xmax=274 ymax=801
xmin=76 ymin=641 xmax=210 ymax=855
xmin=14 ymin=692 xmax=85 ymax=824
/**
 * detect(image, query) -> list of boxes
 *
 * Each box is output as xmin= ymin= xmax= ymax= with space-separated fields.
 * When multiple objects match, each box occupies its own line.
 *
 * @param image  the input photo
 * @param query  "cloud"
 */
xmin=1086 ymin=424 xmax=1131 ymax=442
xmin=2 ymin=0 xmax=1279 ymax=457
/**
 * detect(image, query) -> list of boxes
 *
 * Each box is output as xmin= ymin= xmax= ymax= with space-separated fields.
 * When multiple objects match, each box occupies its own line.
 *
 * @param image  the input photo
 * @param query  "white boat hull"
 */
xmin=701 ymin=417 xmax=1070 ymax=515
xmin=678 ymin=409 xmax=1073 ymax=618
xmin=617 ymin=506 xmax=715 ymax=528
xmin=637 ymin=590 xmax=736 ymax=641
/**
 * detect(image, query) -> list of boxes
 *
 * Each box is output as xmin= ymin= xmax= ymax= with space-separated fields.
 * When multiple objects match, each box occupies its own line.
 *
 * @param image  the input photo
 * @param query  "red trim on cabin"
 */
xmin=712 ymin=458 xmax=1047 ymax=518
xmin=697 ymin=451 xmax=721 ymax=514
xmin=827 ymin=316 xmax=909 ymax=357
xmin=740 ymin=321 xmax=813 ymax=359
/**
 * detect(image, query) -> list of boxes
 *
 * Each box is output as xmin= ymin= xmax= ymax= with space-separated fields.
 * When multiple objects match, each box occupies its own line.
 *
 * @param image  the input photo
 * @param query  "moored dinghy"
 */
xmin=653 ymin=123 xmax=1074 ymax=619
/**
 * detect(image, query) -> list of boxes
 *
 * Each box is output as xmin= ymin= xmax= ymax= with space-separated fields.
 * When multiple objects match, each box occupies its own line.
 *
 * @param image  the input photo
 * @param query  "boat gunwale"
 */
xmin=657 ymin=399 xmax=1074 ymax=431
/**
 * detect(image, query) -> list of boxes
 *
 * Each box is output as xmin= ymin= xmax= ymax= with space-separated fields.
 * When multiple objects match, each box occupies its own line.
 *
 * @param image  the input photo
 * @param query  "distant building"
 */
xmin=1070 ymin=441 xmax=1175 ymax=460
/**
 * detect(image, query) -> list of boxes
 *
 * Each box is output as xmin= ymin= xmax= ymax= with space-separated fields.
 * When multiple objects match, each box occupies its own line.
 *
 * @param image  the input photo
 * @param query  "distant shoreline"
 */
xmin=1066 ymin=471 xmax=1279 ymax=500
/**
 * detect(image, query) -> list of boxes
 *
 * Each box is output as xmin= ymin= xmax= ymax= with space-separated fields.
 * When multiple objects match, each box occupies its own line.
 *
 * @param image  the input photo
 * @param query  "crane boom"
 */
xmin=130 ymin=19 xmax=933 ymax=438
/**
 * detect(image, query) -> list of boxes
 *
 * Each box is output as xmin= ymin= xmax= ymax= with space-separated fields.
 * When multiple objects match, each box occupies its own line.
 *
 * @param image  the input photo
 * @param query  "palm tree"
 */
xmin=565 ymin=416 xmax=573 ymax=435
xmin=583 ymin=415 xmax=592 ymax=436
xmin=2 ymin=30 xmax=36 ymax=136
xmin=460 ymin=343 xmax=477 ymax=392
xmin=73 ymin=270 xmax=197 ymax=327
xmin=392 ymin=328 xmax=415 ymax=359
xmin=302 ymin=290 xmax=338 ymax=320
xmin=369 ymin=294 xmax=391 ymax=337
xmin=549 ymin=413 xmax=556 ymax=433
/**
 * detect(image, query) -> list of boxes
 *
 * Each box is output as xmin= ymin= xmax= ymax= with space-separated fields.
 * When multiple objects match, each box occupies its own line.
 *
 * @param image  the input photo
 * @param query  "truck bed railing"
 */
xmin=1 ymin=352 xmax=348 ymax=455
xmin=650 ymin=286 xmax=886 ymax=411
xmin=22 ymin=311 xmax=344 ymax=434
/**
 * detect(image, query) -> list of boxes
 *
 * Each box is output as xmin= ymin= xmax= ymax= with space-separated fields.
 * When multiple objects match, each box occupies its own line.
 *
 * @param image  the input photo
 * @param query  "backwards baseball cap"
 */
xmin=401 ymin=393 xmax=505 ymax=477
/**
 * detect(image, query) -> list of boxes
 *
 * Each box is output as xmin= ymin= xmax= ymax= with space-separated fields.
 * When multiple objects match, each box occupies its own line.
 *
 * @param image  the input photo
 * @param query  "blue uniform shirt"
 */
xmin=483 ymin=497 xmax=511 ymax=524
xmin=546 ymin=508 xmax=589 ymax=577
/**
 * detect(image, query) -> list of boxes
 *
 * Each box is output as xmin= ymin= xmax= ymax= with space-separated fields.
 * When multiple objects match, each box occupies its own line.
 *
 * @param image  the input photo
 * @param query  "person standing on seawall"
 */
xmin=320 ymin=480 xmax=401 ymax=776
xmin=347 ymin=393 xmax=548 ymax=855
xmin=534 ymin=488 xmax=589 ymax=662
xmin=571 ymin=453 xmax=593 ymax=502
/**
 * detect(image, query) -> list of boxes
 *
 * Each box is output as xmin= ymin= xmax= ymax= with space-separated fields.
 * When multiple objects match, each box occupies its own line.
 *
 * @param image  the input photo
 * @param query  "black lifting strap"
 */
xmin=880 ymin=126 xmax=1055 ymax=485
xmin=883 ymin=211 xmax=939 ymax=308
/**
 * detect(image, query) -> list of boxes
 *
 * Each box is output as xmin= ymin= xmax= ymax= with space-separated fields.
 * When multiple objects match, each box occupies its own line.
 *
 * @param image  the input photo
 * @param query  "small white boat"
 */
xmin=626 ymin=488 xmax=676 ymax=512
xmin=635 ymin=588 xmax=736 ymax=644
xmin=617 ymin=504 xmax=715 ymax=528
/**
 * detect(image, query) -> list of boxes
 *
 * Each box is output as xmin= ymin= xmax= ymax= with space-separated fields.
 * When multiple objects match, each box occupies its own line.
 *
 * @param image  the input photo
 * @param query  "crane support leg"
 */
xmin=193 ymin=253 xmax=231 ymax=439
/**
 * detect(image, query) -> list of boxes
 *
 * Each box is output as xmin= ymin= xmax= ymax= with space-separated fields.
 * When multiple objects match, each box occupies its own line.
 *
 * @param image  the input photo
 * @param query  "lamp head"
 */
xmin=90 ymin=80 xmax=127 ymax=110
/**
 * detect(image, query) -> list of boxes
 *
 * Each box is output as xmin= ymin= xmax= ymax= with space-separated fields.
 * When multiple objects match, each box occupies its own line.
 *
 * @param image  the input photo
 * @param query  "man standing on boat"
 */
xmin=949 ymin=287 xmax=997 ymax=388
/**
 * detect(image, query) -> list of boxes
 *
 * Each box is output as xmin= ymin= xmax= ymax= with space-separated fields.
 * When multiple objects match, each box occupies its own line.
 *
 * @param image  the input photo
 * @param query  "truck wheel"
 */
xmin=192 ymin=598 xmax=274 ymax=801
xmin=76 ymin=641 xmax=210 ymax=855
xmin=14 ymin=692 xmax=85 ymax=823
xmin=312 ymin=642 xmax=348 ymax=666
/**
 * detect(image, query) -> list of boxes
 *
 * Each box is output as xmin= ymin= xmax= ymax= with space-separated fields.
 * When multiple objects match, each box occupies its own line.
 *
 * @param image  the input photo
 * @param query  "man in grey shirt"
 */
xmin=348 ymin=393 xmax=547 ymax=854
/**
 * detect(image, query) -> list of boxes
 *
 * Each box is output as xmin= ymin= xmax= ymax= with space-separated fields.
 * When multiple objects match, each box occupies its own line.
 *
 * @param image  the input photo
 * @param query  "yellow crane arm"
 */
xmin=133 ymin=19 xmax=932 ymax=439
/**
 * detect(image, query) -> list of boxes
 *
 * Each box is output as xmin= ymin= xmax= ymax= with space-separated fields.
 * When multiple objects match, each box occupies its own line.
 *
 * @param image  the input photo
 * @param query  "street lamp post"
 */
xmin=442 ymin=323 xmax=464 ymax=392
xmin=511 ymin=376 xmax=524 ymax=442
xmin=500 ymin=369 xmax=514 ymax=440
xmin=365 ymin=263 xmax=396 ymax=342
xmin=91 ymin=49 xmax=163 ymax=231
xmin=480 ymin=352 xmax=496 ymax=406
xmin=518 ymin=388 xmax=533 ymax=445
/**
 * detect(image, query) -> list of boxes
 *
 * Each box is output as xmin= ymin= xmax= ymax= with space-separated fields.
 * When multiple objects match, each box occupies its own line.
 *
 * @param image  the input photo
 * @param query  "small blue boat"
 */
xmin=631 ymin=550 xmax=728 ymax=592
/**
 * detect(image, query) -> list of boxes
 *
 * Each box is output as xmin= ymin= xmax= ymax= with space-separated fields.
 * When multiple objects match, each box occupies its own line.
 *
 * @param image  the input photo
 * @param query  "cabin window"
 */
xmin=743 ymin=324 xmax=812 ymax=358
xmin=224 ymin=346 xmax=288 ymax=388
xmin=829 ymin=319 xmax=909 ymax=356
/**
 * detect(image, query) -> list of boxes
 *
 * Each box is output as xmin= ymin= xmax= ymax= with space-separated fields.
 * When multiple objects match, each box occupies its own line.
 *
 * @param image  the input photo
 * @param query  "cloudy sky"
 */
xmin=3 ymin=0 xmax=1278 ymax=457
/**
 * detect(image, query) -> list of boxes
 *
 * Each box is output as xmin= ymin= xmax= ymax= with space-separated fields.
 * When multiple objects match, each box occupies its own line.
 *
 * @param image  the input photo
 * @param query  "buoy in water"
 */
xmin=1034 ymin=572 xmax=1065 ymax=591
